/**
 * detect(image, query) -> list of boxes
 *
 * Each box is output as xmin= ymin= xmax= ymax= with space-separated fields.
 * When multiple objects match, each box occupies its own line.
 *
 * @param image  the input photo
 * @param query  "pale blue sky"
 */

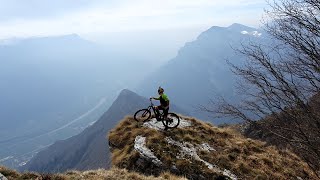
xmin=0 ymin=0 xmax=267 ymax=40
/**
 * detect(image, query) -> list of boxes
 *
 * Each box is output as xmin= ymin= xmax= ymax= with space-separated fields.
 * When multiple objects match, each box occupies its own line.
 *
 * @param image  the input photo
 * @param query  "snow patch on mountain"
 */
xmin=241 ymin=31 xmax=249 ymax=34
xmin=241 ymin=31 xmax=262 ymax=37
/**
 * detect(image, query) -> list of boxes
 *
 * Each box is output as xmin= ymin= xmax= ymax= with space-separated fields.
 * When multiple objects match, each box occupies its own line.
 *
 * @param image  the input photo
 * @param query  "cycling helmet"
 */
xmin=158 ymin=87 xmax=164 ymax=93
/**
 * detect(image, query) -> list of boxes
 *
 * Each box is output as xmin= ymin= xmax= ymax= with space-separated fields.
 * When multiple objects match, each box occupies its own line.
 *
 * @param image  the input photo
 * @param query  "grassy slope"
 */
xmin=109 ymin=115 xmax=317 ymax=179
xmin=2 ymin=115 xmax=317 ymax=179
xmin=242 ymin=93 xmax=320 ymax=172
xmin=0 ymin=166 xmax=186 ymax=180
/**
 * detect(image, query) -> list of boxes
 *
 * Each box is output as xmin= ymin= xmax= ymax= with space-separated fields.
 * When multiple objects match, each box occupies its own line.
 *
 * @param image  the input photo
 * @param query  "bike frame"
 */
xmin=134 ymin=99 xmax=179 ymax=129
xmin=147 ymin=100 xmax=163 ymax=121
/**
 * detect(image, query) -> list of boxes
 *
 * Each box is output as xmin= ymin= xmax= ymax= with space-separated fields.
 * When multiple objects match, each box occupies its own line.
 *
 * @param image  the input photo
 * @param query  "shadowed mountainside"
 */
xmin=136 ymin=23 xmax=269 ymax=124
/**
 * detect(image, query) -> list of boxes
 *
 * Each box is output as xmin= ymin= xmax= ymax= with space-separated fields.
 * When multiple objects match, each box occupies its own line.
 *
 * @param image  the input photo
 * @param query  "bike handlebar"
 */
xmin=149 ymin=98 xmax=154 ymax=106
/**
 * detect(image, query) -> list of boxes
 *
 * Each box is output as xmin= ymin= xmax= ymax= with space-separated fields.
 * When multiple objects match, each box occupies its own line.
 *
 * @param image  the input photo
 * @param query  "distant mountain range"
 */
xmin=22 ymin=89 xmax=187 ymax=173
xmin=136 ymin=23 xmax=266 ymax=124
xmin=0 ymin=34 xmax=159 ymax=169
xmin=2 ymin=23 xmax=269 ymax=171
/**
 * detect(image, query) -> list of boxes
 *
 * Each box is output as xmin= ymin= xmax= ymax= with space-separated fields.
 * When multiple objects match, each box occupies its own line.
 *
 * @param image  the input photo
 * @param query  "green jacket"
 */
xmin=155 ymin=94 xmax=169 ymax=107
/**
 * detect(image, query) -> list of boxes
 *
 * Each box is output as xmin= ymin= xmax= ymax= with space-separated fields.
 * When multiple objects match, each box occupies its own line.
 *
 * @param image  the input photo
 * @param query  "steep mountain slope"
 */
xmin=109 ymin=115 xmax=317 ymax=179
xmin=22 ymin=89 xmax=187 ymax=173
xmin=136 ymin=23 xmax=268 ymax=124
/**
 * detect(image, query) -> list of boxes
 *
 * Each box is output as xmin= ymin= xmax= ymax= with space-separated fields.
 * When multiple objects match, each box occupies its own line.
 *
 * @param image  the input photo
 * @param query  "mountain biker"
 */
xmin=150 ymin=87 xmax=170 ymax=120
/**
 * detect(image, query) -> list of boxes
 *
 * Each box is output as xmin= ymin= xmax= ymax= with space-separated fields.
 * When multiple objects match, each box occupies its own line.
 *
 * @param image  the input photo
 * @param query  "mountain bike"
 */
xmin=134 ymin=99 xmax=180 ymax=129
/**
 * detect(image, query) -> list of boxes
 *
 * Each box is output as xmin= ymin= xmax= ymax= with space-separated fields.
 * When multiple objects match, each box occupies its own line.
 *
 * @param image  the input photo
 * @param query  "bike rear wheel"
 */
xmin=162 ymin=113 xmax=180 ymax=129
xmin=134 ymin=109 xmax=151 ymax=122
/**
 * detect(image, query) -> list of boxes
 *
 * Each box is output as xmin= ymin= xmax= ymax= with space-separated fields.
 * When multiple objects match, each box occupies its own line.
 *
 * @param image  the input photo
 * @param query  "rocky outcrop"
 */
xmin=0 ymin=173 xmax=8 ymax=180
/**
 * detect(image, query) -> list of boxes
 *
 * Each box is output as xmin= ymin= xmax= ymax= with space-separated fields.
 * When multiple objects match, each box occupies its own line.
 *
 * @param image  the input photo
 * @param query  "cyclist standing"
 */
xmin=150 ymin=87 xmax=170 ymax=120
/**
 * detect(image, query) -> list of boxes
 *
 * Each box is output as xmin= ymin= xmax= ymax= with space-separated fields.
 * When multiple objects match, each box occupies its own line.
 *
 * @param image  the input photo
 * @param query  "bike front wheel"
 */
xmin=134 ymin=109 xmax=151 ymax=122
xmin=162 ymin=113 xmax=180 ymax=129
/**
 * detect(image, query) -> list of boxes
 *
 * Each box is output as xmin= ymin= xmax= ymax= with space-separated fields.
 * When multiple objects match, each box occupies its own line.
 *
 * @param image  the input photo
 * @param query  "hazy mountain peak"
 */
xmin=199 ymin=26 xmax=225 ymax=35
xmin=196 ymin=23 xmax=259 ymax=41
xmin=23 ymin=33 xmax=85 ymax=43
xmin=1 ymin=33 xmax=99 ymax=56
xmin=228 ymin=23 xmax=257 ymax=31
xmin=0 ymin=34 xmax=83 ymax=45
xmin=111 ymin=89 xmax=150 ymax=110
xmin=119 ymin=89 xmax=139 ymax=97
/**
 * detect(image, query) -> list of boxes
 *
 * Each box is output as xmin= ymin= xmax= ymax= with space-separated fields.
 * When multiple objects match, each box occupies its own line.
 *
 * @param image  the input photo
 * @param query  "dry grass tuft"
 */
xmin=0 ymin=166 xmax=21 ymax=179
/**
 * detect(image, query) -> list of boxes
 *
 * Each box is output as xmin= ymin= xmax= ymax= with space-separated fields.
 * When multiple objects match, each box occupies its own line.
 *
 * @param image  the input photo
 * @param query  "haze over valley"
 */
xmin=2 ymin=1 xmax=318 ymax=179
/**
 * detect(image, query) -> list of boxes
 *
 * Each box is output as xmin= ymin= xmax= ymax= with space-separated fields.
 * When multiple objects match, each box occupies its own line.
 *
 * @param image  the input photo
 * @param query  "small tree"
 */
xmin=206 ymin=0 xmax=320 ymax=176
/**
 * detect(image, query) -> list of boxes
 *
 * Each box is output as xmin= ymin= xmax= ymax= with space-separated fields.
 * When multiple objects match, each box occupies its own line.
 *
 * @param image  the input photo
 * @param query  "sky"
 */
xmin=0 ymin=0 xmax=268 ymax=40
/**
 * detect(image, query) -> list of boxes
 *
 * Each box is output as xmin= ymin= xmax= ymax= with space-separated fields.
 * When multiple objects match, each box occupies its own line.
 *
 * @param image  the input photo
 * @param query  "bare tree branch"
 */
xmin=204 ymin=0 xmax=320 ymax=175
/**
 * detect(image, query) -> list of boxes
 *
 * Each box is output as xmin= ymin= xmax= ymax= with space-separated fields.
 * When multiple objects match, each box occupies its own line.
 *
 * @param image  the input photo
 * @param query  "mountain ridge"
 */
xmin=0 ymin=34 xmax=83 ymax=46
xmin=136 ymin=23 xmax=263 ymax=123
xmin=22 ymin=89 xmax=188 ymax=173
xmin=108 ymin=115 xmax=317 ymax=179
xmin=0 ymin=30 xmax=160 ymax=169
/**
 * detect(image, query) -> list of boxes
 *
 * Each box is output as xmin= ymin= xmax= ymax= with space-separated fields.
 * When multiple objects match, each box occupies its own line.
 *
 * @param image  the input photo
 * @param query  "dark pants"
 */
xmin=156 ymin=106 xmax=169 ymax=118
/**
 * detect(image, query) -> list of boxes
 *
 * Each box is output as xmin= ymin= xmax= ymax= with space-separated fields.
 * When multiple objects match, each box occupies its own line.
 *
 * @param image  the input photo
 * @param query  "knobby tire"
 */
xmin=134 ymin=109 xmax=151 ymax=122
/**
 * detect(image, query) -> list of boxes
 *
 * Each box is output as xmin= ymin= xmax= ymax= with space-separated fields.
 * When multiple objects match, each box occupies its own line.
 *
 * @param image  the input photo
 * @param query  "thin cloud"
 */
xmin=0 ymin=0 xmax=267 ymax=39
